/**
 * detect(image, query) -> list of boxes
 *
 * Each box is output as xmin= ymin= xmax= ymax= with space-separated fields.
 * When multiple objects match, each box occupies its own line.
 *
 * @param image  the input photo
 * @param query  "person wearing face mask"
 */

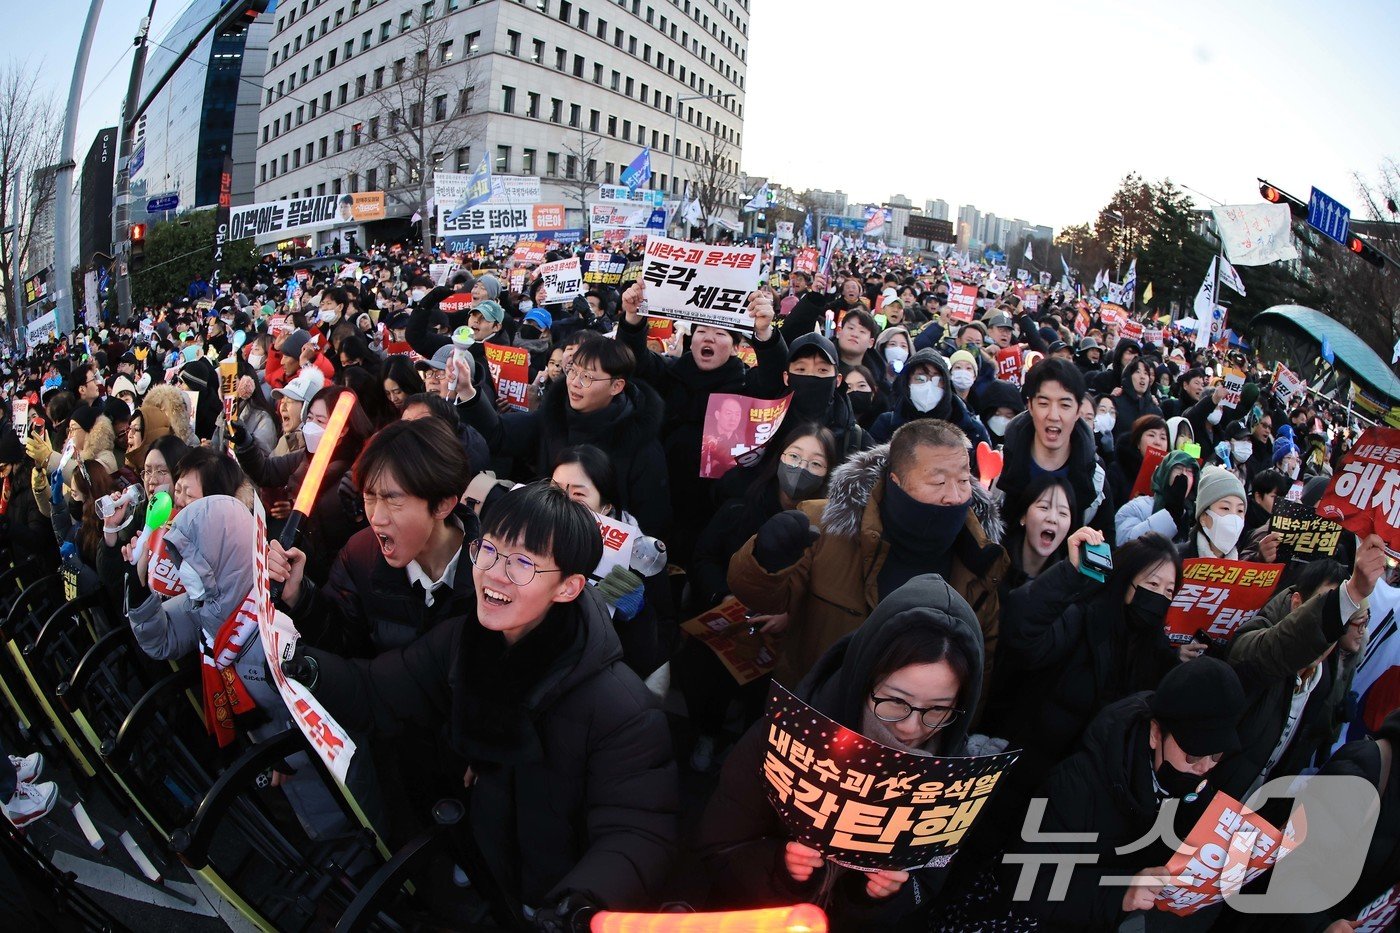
xmin=1213 ymin=535 xmax=1386 ymax=803
xmin=1273 ymin=436 xmax=1306 ymax=484
xmin=1115 ymin=449 xmax=1202 ymax=548
xmin=989 ymin=658 xmax=1247 ymax=930
xmin=699 ymin=574 xmax=990 ymax=928
xmin=775 ymin=332 xmax=872 ymax=462
xmin=514 ymin=308 xmax=554 ymax=374
xmin=976 ymin=379 xmax=1025 ymax=450
xmin=873 ymin=325 xmax=913 ymax=387
xmin=947 ymin=349 xmax=980 ymax=405
xmin=841 ymin=365 xmax=883 ymax=428
xmin=1185 ymin=466 xmax=1248 ymax=560
xmin=869 ymin=348 xmax=990 ymax=448
xmin=729 ymin=418 xmax=1007 ymax=694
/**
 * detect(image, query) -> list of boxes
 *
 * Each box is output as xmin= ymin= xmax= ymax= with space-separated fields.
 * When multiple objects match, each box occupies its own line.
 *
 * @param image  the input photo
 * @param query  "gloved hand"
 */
xmin=531 ymin=891 xmax=600 ymax=933
xmin=50 ymin=471 xmax=65 ymax=509
xmin=25 ymin=431 xmax=52 ymax=466
xmin=596 ymin=566 xmax=645 ymax=619
xmin=280 ymin=648 xmax=320 ymax=691
xmin=1162 ymin=474 xmax=1192 ymax=538
xmin=227 ymin=420 xmax=249 ymax=448
xmin=754 ymin=509 xmax=818 ymax=573
xmin=337 ymin=472 xmax=364 ymax=525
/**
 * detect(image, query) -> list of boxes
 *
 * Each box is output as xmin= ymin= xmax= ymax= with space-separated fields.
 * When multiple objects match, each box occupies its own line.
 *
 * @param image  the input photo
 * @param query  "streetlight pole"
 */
xmin=668 ymin=89 xmax=733 ymax=234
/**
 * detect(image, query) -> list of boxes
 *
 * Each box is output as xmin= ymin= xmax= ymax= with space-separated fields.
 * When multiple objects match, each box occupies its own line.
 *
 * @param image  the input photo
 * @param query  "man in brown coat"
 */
xmin=728 ymin=419 xmax=1008 ymax=699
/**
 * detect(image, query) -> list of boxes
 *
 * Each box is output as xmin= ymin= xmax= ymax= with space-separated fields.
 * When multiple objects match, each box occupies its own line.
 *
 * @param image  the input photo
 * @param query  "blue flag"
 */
xmin=803 ymin=213 xmax=813 ymax=241
xmin=1320 ymin=338 xmax=1334 ymax=365
xmin=446 ymin=155 xmax=492 ymax=222
xmin=620 ymin=147 xmax=652 ymax=194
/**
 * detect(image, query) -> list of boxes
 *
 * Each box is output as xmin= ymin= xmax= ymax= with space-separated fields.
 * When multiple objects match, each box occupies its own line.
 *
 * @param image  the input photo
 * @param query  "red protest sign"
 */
xmin=946 ymin=284 xmax=978 ymax=323
xmin=1355 ymin=884 xmax=1400 ymax=932
xmin=763 ymin=683 xmax=1018 ymax=871
xmin=1074 ymin=308 xmax=1091 ymax=336
xmin=511 ymin=239 xmax=548 ymax=265
xmin=1164 ymin=558 xmax=1284 ymax=645
xmin=482 ymin=344 xmax=531 ymax=411
xmin=1121 ymin=319 xmax=1145 ymax=342
xmin=1143 ymin=325 xmax=1164 ymax=345
xmin=793 ymin=247 xmax=818 ymax=274
xmin=440 ymin=293 xmax=473 ymax=313
xmin=700 ymin=393 xmax=792 ymax=479
xmin=1100 ymin=303 xmax=1128 ymax=326
xmin=646 ymin=317 xmax=674 ymax=342
xmin=1154 ymin=791 xmax=1302 ymax=916
xmin=680 ymin=596 xmax=779 ymax=685
xmin=1316 ymin=427 xmax=1400 ymax=554
xmin=995 ymin=346 xmax=1023 ymax=385
xmin=1131 ymin=445 xmax=1168 ymax=499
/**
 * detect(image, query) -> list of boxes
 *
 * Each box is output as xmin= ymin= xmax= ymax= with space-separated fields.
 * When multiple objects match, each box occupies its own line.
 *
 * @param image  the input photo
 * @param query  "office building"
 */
xmin=79 ymin=127 xmax=118 ymax=269
xmin=254 ymin=0 xmax=749 ymax=240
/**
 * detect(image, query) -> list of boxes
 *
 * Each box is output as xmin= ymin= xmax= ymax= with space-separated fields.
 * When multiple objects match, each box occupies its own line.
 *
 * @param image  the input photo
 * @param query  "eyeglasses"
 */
xmin=142 ymin=465 xmax=170 ymax=479
xmin=780 ymin=450 xmax=825 ymax=472
xmin=563 ymin=364 xmax=612 ymax=389
xmin=908 ymin=373 xmax=939 ymax=386
xmin=869 ymin=694 xmax=963 ymax=730
xmin=1168 ymin=734 xmax=1224 ymax=766
xmin=468 ymin=538 xmax=562 ymax=586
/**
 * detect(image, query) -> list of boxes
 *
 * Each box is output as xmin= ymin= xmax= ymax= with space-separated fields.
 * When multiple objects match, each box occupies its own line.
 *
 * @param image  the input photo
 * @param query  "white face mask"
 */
xmin=909 ymin=380 xmax=943 ymax=413
xmin=1207 ymin=408 xmax=1223 ymax=425
xmin=318 ymin=308 xmax=339 ymax=324
xmin=411 ymin=288 xmax=428 ymax=303
xmin=248 ymin=353 xmax=264 ymax=369
xmin=1231 ymin=441 xmax=1253 ymax=462
xmin=885 ymin=345 xmax=909 ymax=372
xmin=1285 ymin=462 xmax=1299 ymax=479
xmin=177 ymin=562 xmax=207 ymax=602
xmin=987 ymin=414 xmax=1011 ymax=436
xmin=1094 ymin=413 xmax=1115 ymax=434
xmin=1203 ymin=512 xmax=1244 ymax=554
xmin=950 ymin=369 xmax=976 ymax=392
xmin=302 ymin=419 xmax=325 ymax=453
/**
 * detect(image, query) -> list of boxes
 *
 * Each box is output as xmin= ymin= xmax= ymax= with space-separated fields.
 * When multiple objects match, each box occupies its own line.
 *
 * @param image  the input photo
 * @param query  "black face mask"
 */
xmin=847 ymin=390 xmax=874 ymax=417
xmin=1155 ymin=757 xmax=1205 ymax=799
xmin=520 ymin=323 xmax=542 ymax=341
xmin=881 ymin=473 xmax=969 ymax=554
xmin=1126 ymin=588 xmax=1172 ymax=629
xmin=777 ymin=463 xmax=824 ymax=503
xmin=788 ymin=374 xmax=837 ymax=420
xmin=68 ymin=499 xmax=84 ymax=521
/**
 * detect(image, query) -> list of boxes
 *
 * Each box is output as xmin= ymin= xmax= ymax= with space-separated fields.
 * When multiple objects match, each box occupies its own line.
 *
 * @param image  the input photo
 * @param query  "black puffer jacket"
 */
xmin=1 ymin=463 xmax=57 ymax=572
xmin=999 ymin=409 xmax=1112 ymax=534
xmin=283 ymin=506 xmax=481 ymax=657
xmin=458 ymin=377 xmax=672 ymax=536
xmin=308 ymin=586 xmax=678 ymax=918
xmin=868 ymin=348 xmax=991 ymax=448
xmin=699 ymin=574 xmax=986 ymax=931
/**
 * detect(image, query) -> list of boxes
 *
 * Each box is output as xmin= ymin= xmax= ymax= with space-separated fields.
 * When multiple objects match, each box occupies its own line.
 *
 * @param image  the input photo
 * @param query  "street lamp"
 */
xmin=669 ymin=89 xmax=735 ymax=232
xmin=1105 ymin=210 xmax=1126 ymax=280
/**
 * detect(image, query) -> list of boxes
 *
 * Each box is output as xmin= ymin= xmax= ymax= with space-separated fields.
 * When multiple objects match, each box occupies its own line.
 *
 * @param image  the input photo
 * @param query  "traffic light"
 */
xmin=1348 ymin=233 xmax=1386 ymax=268
xmin=129 ymin=223 xmax=146 ymax=266
xmin=130 ymin=222 xmax=145 ymax=242
xmin=1258 ymin=180 xmax=1307 ymax=218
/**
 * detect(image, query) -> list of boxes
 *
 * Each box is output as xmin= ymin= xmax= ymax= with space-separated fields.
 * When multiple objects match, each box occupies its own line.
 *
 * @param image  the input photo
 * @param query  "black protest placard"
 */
xmin=762 ymin=683 xmax=1018 ymax=871
xmin=1270 ymin=498 xmax=1343 ymax=561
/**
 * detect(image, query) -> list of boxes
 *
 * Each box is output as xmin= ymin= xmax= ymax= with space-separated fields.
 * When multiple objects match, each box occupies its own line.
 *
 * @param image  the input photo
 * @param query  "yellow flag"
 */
xmin=1143 ymin=282 xmax=1154 ymax=304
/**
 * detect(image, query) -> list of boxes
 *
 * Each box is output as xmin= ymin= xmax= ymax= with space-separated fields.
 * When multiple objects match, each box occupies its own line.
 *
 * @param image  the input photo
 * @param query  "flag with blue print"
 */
xmin=620 ymin=147 xmax=652 ymax=195
xmin=803 ymin=213 xmax=813 ymax=241
xmin=446 ymin=155 xmax=492 ymax=222
xmin=1120 ymin=258 xmax=1137 ymax=308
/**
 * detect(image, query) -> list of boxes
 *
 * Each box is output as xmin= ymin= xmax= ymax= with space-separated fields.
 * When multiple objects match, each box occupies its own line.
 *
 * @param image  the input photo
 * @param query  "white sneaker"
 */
xmin=9 ymin=753 xmax=42 ymax=785
xmin=689 ymin=735 xmax=717 ymax=773
xmin=5 ymin=781 xmax=58 ymax=827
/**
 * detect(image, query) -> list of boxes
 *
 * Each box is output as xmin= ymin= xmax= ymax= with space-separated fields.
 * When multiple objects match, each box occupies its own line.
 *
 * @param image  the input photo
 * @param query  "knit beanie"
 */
xmin=1194 ymin=466 xmax=1248 ymax=519
xmin=1272 ymin=437 xmax=1298 ymax=464
xmin=949 ymin=349 xmax=978 ymax=371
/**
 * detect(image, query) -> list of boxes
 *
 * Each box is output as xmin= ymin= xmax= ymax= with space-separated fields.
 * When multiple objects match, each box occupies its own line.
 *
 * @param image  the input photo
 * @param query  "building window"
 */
xmin=458 ymin=85 xmax=474 ymax=112
xmin=260 ymin=164 xmax=267 ymax=183
xmin=421 ymin=0 xmax=434 ymax=21
xmin=549 ymin=98 xmax=562 ymax=122
xmin=596 ymin=17 xmax=606 ymax=38
xmin=293 ymin=149 xmax=302 ymax=168
xmin=578 ymin=9 xmax=589 ymax=30
xmin=338 ymin=83 xmax=348 ymax=104
xmin=456 ymin=146 xmax=471 ymax=170
xmin=332 ymin=177 xmax=342 ymax=194
xmin=369 ymin=116 xmax=379 ymax=138
xmin=296 ymin=105 xmax=305 ymax=125
xmin=466 ymin=30 xmax=480 ymax=53
xmin=522 ymin=149 xmax=535 ymax=174
xmin=373 ymin=66 xmax=384 ymax=88
xmin=531 ymin=39 xmax=544 ymax=62
xmin=496 ymin=145 xmax=510 ymax=172
xmin=586 ymin=158 xmax=597 ymax=181
xmin=361 ymin=29 xmax=371 ymax=50
xmin=605 ymin=162 xmax=614 ymax=183
xmin=568 ymin=103 xmax=580 ymax=127
xmin=507 ymin=30 xmax=520 ymax=55
xmin=367 ymin=167 xmax=377 ymax=190
xmin=335 ymin=130 xmax=345 ymax=151
xmin=262 ymin=125 xmax=269 ymax=143
xmin=356 ymin=75 xmax=366 ymax=96
xmin=434 ymin=93 xmax=447 ymax=120
xmin=527 ymin=91 xmax=540 ymax=118
xmin=592 ymin=62 xmax=602 ymax=84
xmin=546 ymin=151 xmax=559 ymax=176
xmin=400 ymin=11 xmax=412 ymax=31
xmin=281 ymin=154 xmax=288 ymax=173
xmin=501 ymin=85 xmax=515 ymax=113
xmin=387 ymin=163 xmax=398 ymax=187
xmin=554 ymin=47 xmax=566 ymax=70
xmin=379 ymin=20 xmax=390 ymax=40
xmin=319 ymin=136 xmax=328 ymax=158
xmin=558 ymin=0 xmax=570 ymax=23
xmin=622 ymin=118 xmax=630 ymax=139
xmin=610 ymin=70 xmax=620 ymax=91
xmin=393 ymin=58 xmax=404 ymax=80
xmin=589 ymin=109 xmax=599 ymax=131
xmin=432 ymin=150 xmax=445 ymax=171
xmin=565 ymin=154 xmax=576 ymax=178
xmin=625 ymin=76 xmax=634 ymax=95
xmin=614 ymin=27 xmax=623 ymax=47
xmin=607 ymin=115 xmax=616 ymax=135
xmin=348 ymin=172 xmax=358 ymax=192
xmin=440 ymin=40 xmax=453 ymax=61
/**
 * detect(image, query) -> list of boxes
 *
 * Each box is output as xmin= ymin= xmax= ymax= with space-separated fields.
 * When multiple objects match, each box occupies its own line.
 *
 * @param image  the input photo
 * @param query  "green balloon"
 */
xmin=145 ymin=491 xmax=173 ymax=529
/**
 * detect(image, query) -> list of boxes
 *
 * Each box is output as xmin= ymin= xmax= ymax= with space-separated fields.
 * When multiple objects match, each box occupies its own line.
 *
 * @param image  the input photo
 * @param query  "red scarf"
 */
xmin=200 ymin=589 xmax=259 ymax=747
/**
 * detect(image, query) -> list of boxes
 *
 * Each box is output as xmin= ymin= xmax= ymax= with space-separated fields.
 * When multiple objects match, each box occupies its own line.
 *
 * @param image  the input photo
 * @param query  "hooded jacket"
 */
xmin=142 ymin=384 xmax=196 ymax=445
xmin=1110 ymin=366 xmax=1164 ymax=441
xmin=458 ymin=377 xmax=673 ymax=536
xmin=1088 ymin=339 xmax=1141 ymax=396
xmin=127 ymin=496 xmax=279 ymax=713
xmin=126 ymin=397 xmax=176 ymax=470
xmin=999 ymin=409 xmax=1112 ymax=534
xmin=869 ymin=348 xmax=991 ymax=447
xmin=1113 ymin=448 xmax=1199 ymax=545
xmin=80 ymin=414 xmax=120 ymax=475
xmin=306 ymin=586 xmax=678 ymax=917
xmin=698 ymin=574 xmax=985 ymax=929
xmin=728 ymin=444 xmax=1007 ymax=693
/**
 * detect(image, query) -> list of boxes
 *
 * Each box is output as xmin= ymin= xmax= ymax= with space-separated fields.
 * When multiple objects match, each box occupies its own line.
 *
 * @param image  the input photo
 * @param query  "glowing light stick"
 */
xmin=271 ymin=391 xmax=356 ymax=598
xmin=130 ymin=492 xmax=173 ymax=567
xmin=590 ymin=904 xmax=827 ymax=933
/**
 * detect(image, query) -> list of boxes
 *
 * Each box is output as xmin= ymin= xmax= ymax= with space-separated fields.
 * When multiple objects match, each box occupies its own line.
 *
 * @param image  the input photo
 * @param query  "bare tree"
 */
xmin=685 ymin=125 xmax=737 ymax=237
xmin=335 ymin=11 xmax=483 ymax=244
xmin=559 ymin=126 xmax=604 ymax=221
xmin=0 ymin=61 xmax=61 ymax=334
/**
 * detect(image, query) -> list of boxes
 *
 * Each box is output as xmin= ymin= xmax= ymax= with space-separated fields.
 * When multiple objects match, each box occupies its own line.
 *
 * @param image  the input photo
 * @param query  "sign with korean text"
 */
xmin=582 ymin=250 xmax=628 ymax=286
xmin=793 ymin=247 xmax=819 ymax=274
xmin=646 ymin=317 xmax=674 ymax=343
xmin=1220 ymin=366 xmax=1246 ymax=409
xmin=1154 ymin=791 xmax=1301 ymax=916
xmin=1099 ymin=303 xmax=1128 ymax=327
xmin=1273 ymin=363 xmax=1305 ymax=408
xmin=253 ymin=496 xmax=356 ymax=783
xmin=700 ymin=392 xmax=792 ymax=479
xmin=1317 ymin=427 xmax=1400 ymax=557
xmin=597 ymin=183 xmax=662 ymax=208
xmin=25 ymin=311 xmax=57 ymax=352
xmin=1164 ymin=559 xmax=1285 ymax=645
xmin=763 ymin=683 xmax=1018 ymax=870
xmin=229 ymin=193 xmax=386 ymax=240
xmin=591 ymin=510 xmax=640 ymax=582
xmin=1121 ymin=319 xmax=1145 ymax=342
xmin=510 ymin=240 xmax=548 ymax=265
xmin=994 ymin=346 xmax=1023 ymax=386
xmin=946 ymin=284 xmax=978 ymax=323
xmin=1131 ymin=445 xmax=1168 ymax=500
xmin=1269 ymin=499 xmax=1342 ymax=561
xmin=1354 ymin=884 xmax=1400 ymax=932
xmin=536 ymin=257 xmax=583 ymax=304
xmin=482 ymin=344 xmax=531 ymax=411
xmin=435 ymin=171 xmax=541 ymax=210
xmin=1144 ymin=325 xmax=1164 ymax=345
xmin=440 ymin=202 xmax=566 ymax=238
xmin=639 ymin=236 xmax=762 ymax=334
xmin=680 ymin=596 xmax=779 ymax=685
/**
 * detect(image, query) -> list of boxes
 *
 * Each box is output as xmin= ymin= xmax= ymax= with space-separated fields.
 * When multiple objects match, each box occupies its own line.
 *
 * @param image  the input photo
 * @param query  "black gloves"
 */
xmin=227 ymin=421 xmax=249 ymax=448
xmin=531 ymin=891 xmax=599 ymax=932
xmin=754 ymin=509 xmax=819 ymax=573
xmin=280 ymin=649 xmax=320 ymax=691
xmin=1162 ymin=474 xmax=1194 ymax=538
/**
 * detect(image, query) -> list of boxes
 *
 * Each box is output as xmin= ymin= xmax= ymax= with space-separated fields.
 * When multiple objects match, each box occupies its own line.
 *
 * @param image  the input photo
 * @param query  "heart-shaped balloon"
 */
xmin=976 ymin=441 xmax=1004 ymax=486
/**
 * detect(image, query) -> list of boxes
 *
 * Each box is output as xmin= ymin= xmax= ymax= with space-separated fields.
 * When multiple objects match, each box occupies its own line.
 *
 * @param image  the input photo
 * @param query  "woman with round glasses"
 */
xmin=697 ymin=574 xmax=986 ymax=928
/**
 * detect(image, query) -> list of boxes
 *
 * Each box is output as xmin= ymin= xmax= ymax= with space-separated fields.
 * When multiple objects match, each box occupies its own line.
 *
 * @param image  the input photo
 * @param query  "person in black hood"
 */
xmin=296 ymin=482 xmax=678 ymax=926
xmin=451 ymin=333 xmax=673 ymax=536
xmin=870 ymin=348 xmax=990 ymax=448
xmin=1088 ymin=337 xmax=1141 ymax=396
xmin=1111 ymin=356 xmax=1164 ymax=445
xmin=976 ymin=379 xmax=1026 ymax=449
xmin=699 ymin=574 xmax=989 ymax=930
xmin=778 ymin=332 xmax=871 ymax=462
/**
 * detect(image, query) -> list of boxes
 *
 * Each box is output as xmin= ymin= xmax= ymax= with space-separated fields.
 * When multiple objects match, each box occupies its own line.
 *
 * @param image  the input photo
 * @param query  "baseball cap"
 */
xmin=414 ymin=344 xmax=455 ymax=371
xmin=523 ymin=308 xmax=553 ymax=331
xmin=787 ymin=332 xmax=838 ymax=367
xmin=1149 ymin=657 xmax=1246 ymax=757
xmin=985 ymin=311 xmax=1015 ymax=330
xmin=273 ymin=368 xmax=324 ymax=403
xmin=279 ymin=328 xmax=313 ymax=361
xmin=472 ymin=300 xmax=505 ymax=324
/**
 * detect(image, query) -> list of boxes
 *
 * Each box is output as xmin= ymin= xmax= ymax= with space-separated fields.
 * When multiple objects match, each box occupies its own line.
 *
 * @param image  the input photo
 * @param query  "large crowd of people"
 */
xmin=0 ymin=235 xmax=1395 ymax=932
